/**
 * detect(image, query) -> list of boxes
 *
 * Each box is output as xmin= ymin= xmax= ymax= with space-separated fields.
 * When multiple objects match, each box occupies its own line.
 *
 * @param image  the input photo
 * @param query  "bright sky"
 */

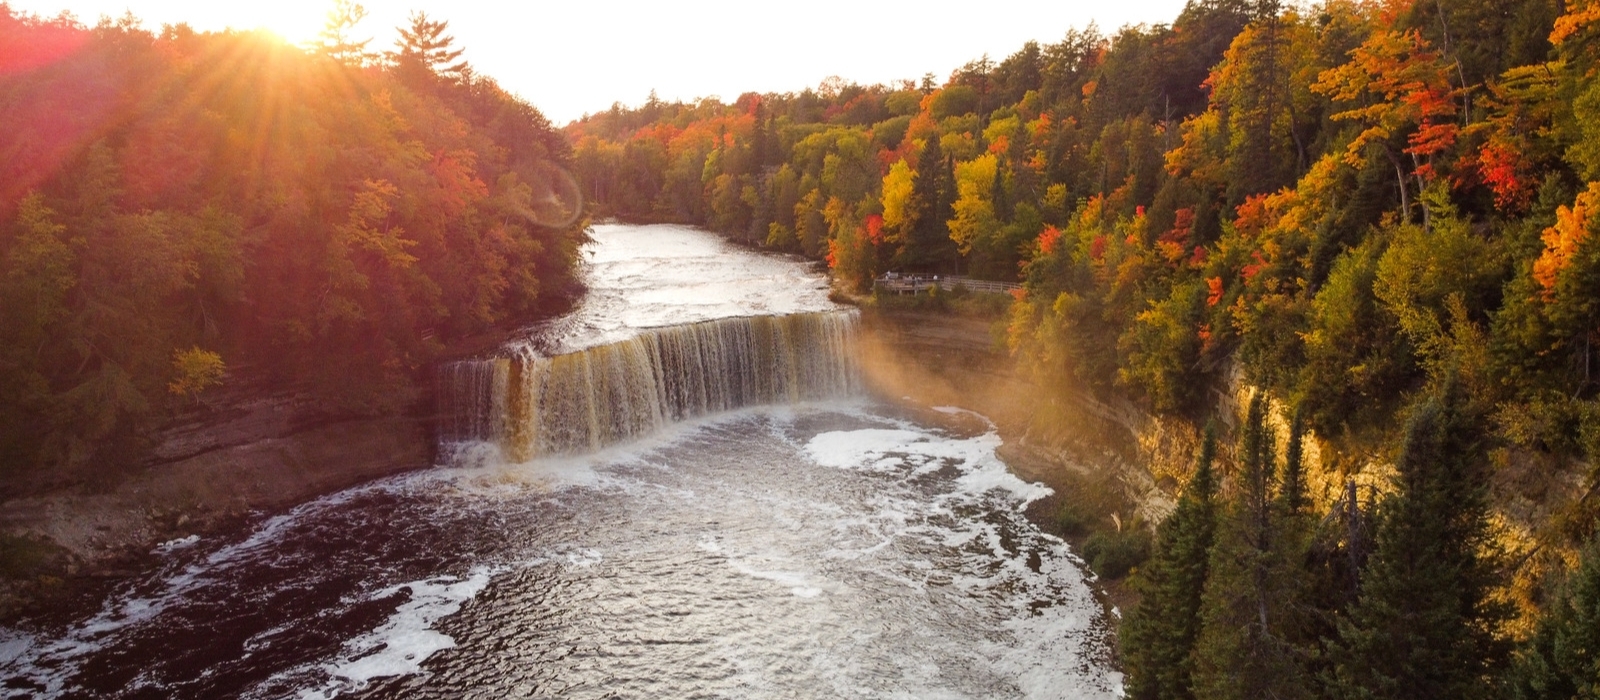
xmin=11 ymin=0 xmax=1194 ymax=125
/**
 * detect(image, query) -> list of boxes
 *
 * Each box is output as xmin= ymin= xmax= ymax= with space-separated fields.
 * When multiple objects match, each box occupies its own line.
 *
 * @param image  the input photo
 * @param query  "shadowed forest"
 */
xmin=568 ymin=0 xmax=1600 ymax=696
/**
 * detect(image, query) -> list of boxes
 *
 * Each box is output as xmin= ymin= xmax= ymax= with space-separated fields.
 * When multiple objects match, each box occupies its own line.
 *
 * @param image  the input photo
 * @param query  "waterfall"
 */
xmin=438 ymin=310 xmax=860 ymax=459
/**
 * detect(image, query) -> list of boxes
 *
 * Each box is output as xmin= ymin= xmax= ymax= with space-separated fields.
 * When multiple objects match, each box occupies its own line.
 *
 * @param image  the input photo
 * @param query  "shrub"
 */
xmin=1081 ymin=527 xmax=1153 ymax=580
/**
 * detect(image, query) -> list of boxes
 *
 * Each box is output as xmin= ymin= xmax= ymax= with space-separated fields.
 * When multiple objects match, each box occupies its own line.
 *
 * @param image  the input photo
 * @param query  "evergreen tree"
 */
xmin=992 ymin=161 xmax=1012 ymax=223
xmin=1193 ymin=394 xmax=1313 ymax=700
xmin=904 ymin=135 xmax=955 ymax=270
xmin=1326 ymin=396 xmax=1511 ymax=700
xmin=1507 ymin=525 xmax=1600 ymax=699
xmin=1278 ymin=411 xmax=1307 ymax=516
xmin=390 ymin=11 xmax=467 ymax=79
xmin=314 ymin=0 xmax=374 ymax=66
xmin=1123 ymin=426 xmax=1219 ymax=700
xmin=750 ymin=102 xmax=773 ymax=170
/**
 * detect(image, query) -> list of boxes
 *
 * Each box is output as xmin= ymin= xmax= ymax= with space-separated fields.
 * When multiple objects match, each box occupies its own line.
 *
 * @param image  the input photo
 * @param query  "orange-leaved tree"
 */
xmin=1314 ymin=26 xmax=1460 ymax=226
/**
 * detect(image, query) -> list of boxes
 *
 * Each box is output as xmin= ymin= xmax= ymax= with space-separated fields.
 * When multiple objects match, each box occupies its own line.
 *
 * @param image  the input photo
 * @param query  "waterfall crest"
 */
xmin=439 ymin=311 xmax=860 ymax=459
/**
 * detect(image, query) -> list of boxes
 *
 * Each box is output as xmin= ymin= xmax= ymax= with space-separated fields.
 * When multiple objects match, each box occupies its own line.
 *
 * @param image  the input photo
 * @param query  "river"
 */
xmin=0 ymin=224 xmax=1121 ymax=699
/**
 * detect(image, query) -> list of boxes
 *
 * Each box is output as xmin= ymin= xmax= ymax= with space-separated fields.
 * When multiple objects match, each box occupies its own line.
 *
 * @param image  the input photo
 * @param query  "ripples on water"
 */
xmin=3 ymin=224 xmax=1120 ymax=698
xmin=0 ymin=403 xmax=1121 ymax=699
xmin=531 ymin=223 xmax=837 ymax=355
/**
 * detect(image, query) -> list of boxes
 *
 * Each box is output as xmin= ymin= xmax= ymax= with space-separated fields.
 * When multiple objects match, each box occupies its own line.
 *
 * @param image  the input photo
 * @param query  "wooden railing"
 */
xmin=874 ymin=274 xmax=1021 ymax=295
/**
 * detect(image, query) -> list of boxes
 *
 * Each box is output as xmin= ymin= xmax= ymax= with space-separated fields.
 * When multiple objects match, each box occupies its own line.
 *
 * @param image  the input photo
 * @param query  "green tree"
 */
xmin=0 ymin=194 xmax=75 ymax=473
xmin=1551 ymin=0 xmax=1600 ymax=181
xmin=1278 ymin=411 xmax=1307 ymax=514
xmin=1507 ymin=525 xmax=1600 ymax=699
xmin=1118 ymin=279 xmax=1208 ymax=412
xmin=905 ymin=133 xmax=955 ymax=270
xmin=1194 ymin=393 xmax=1314 ymax=700
xmin=1123 ymin=427 xmax=1219 ymax=700
xmin=1326 ymin=396 xmax=1511 ymax=700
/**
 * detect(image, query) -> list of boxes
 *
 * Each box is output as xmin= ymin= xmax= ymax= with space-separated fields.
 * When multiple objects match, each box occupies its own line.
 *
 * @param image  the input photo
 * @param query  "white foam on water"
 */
xmin=443 ymin=441 xmax=613 ymax=495
xmin=793 ymin=408 xmax=1120 ymax=699
xmin=296 ymin=567 xmax=495 ymax=700
xmin=557 ymin=546 xmax=603 ymax=568
xmin=442 ymin=400 xmax=876 ymax=499
xmin=0 ymin=631 xmax=28 ymax=664
xmin=986 ymin=548 xmax=1123 ymax=700
xmin=804 ymin=429 xmax=935 ymax=471
xmin=7 ymin=401 xmax=1121 ymax=699
xmin=729 ymin=558 xmax=829 ymax=599
xmin=0 ymin=629 xmax=35 ymax=694
xmin=152 ymin=534 xmax=200 ymax=554
xmin=0 ymin=480 xmax=413 ymax=698
xmin=805 ymin=425 xmax=1051 ymax=507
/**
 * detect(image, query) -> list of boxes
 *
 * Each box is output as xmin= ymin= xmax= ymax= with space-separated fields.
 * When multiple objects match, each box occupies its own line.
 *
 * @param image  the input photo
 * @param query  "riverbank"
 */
xmin=851 ymin=297 xmax=1192 ymax=614
xmin=0 ymin=376 xmax=434 ymax=620
xmin=0 ymin=293 xmax=1159 ymax=624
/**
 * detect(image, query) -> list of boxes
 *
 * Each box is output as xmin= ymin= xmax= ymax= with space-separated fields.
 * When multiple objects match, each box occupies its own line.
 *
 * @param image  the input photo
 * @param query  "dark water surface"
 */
xmin=1 ymin=405 xmax=1119 ymax=699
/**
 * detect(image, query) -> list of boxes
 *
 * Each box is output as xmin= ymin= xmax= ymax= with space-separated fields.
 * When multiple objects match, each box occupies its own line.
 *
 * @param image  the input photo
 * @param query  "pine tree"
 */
xmin=1122 ymin=426 xmax=1219 ymax=700
xmin=1193 ymin=394 xmax=1313 ymax=700
xmin=991 ymin=161 xmax=1012 ymax=223
xmin=390 ymin=11 xmax=467 ymax=79
xmin=750 ymin=101 xmax=772 ymax=170
xmin=314 ymin=0 xmax=374 ymax=67
xmin=1326 ymin=396 xmax=1511 ymax=700
xmin=1506 ymin=525 xmax=1600 ymax=699
xmin=904 ymin=134 xmax=955 ymax=270
xmin=1278 ymin=411 xmax=1307 ymax=516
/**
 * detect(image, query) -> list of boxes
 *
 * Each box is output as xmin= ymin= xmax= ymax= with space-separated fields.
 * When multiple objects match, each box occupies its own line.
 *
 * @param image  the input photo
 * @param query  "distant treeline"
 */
xmin=568 ymin=0 xmax=1600 ymax=695
xmin=0 ymin=2 xmax=586 ymax=485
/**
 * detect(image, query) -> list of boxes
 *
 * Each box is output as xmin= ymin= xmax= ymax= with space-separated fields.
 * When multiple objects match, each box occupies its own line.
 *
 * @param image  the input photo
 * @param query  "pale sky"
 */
xmin=10 ymin=0 xmax=1194 ymax=125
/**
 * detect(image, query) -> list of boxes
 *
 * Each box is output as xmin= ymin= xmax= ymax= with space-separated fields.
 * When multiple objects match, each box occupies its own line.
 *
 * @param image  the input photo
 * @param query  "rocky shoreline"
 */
xmin=0 ymin=383 xmax=434 ymax=621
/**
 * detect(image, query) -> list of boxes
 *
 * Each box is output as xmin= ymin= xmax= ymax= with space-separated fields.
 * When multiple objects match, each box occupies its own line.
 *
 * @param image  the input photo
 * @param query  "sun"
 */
xmin=233 ymin=1 xmax=328 ymax=46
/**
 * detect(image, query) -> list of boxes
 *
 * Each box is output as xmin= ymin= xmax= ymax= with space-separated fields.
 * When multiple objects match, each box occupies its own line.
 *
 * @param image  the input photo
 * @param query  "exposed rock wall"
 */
xmin=0 ymin=377 xmax=433 ymax=617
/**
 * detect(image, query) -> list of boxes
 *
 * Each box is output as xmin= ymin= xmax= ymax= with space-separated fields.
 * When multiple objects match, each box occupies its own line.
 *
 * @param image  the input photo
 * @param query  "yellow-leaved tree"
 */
xmin=168 ymin=347 xmax=226 ymax=404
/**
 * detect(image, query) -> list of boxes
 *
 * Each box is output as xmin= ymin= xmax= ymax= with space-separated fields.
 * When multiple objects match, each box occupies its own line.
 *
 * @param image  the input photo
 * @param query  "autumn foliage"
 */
xmin=0 ymin=7 xmax=585 ymax=483
xmin=1533 ymin=182 xmax=1600 ymax=299
xmin=561 ymin=0 xmax=1600 ymax=695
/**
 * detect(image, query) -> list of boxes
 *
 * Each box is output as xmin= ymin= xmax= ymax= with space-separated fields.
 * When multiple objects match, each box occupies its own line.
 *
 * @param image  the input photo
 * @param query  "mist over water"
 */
xmin=0 ymin=225 xmax=1121 ymax=699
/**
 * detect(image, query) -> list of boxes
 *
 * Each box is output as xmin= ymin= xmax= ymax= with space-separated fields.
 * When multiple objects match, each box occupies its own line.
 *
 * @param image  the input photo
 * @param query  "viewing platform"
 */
xmin=873 ymin=273 xmax=1022 ymax=296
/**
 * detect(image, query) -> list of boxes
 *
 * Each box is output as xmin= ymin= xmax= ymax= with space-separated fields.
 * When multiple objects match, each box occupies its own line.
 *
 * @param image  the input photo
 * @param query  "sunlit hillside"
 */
xmin=0 ymin=4 xmax=586 ymax=485
xmin=566 ymin=0 xmax=1600 ymax=694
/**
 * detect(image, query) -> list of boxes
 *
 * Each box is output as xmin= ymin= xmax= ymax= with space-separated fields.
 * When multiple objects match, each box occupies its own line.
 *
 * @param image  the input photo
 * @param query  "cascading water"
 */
xmin=439 ymin=311 xmax=862 ymax=458
xmin=0 ymin=224 xmax=1121 ymax=700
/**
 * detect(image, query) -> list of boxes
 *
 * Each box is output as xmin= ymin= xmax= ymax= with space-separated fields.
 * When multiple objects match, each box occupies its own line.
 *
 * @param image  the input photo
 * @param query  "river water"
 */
xmin=0 ymin=224 xmax=1121 ymax=699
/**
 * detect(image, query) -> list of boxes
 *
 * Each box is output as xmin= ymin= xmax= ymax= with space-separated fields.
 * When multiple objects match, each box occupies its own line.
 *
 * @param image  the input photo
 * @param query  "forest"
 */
xmin=567 ymin=0 xmax=1600 ymax=696
xmin=0 ymin=3 xmax=587 ymax=491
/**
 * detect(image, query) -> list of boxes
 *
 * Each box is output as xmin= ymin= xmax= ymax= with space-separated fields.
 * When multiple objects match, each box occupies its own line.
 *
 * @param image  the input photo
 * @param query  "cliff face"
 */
xmin=857 ymin=306 xmax=1597 ymax=630
xmin=0 ymin=377 xmax=433 ymax=619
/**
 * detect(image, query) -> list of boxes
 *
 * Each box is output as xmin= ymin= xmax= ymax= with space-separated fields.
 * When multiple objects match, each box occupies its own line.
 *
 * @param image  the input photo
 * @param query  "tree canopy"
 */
xmin=0 ymin=5 xmax=585 ymax=488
